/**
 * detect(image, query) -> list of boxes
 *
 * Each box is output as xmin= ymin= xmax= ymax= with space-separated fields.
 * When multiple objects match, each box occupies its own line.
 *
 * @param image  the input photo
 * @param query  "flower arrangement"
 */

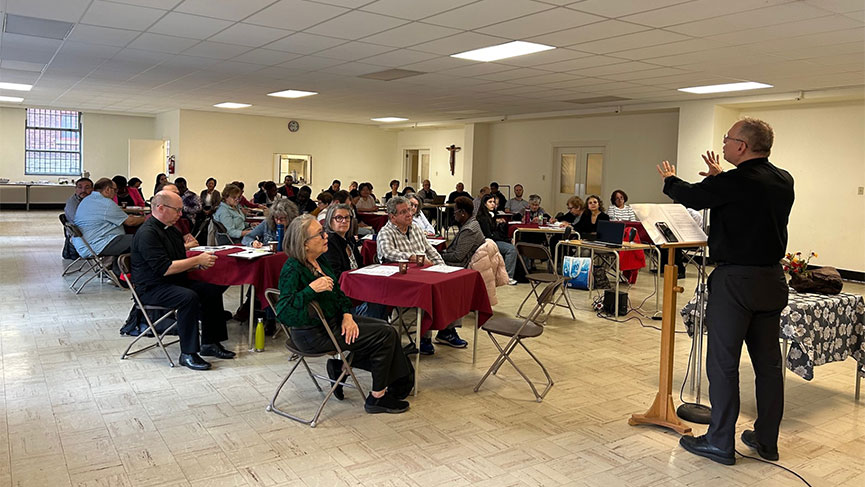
xmin=782 ymin=251 xmax=817 ymax=276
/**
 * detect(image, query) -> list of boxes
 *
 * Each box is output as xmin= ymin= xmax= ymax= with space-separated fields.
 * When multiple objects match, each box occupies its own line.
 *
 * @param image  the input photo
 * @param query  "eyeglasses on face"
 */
xmin=161 ymin=204 xmax=182 ymax=213
xmin=331 ymin=215 xmax=351 ymax=222
xmin=305 ymin=228 xmax=327 ymax=242
xmin=723 ymin=134 xmax=747 ymax=146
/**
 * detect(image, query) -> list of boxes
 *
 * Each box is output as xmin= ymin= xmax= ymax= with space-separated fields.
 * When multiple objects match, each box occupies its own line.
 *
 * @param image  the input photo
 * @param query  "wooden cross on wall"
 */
xmin=445 ymin=144 xmax=461 ymax=176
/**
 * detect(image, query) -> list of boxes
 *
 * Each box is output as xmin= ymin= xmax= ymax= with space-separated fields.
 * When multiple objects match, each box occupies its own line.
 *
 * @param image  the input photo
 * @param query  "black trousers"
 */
xmin=101 ymin=234 xmax=135 ymax=275
xmin=705 ymin=264 xmax=788 ymax=453
xmin=291 ymin=316 xmax=411 ymax=391
xmin=140 ymin=280 xmax=229 ymax=354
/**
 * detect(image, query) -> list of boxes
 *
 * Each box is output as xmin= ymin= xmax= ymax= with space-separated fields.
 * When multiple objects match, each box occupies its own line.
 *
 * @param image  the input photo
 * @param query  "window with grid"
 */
xmin=25 ymin=109 xmax=82 ymax=176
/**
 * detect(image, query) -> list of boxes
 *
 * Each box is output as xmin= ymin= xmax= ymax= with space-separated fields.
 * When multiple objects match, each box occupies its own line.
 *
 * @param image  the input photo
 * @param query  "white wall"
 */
xmin=396 ymin=126 xmax=466 ymax=196
xmin=176 ymin=110 xmax=398 ymax=195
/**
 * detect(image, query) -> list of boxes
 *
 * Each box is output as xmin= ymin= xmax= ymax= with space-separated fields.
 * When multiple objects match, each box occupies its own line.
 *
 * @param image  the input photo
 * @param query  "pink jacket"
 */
xmin=469 ymin=239 xmax=509 ymax=306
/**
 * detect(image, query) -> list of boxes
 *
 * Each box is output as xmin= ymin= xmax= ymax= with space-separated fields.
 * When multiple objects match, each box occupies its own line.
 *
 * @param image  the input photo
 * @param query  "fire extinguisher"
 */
xmin=168 ymin=155 xmax=176 ymax=174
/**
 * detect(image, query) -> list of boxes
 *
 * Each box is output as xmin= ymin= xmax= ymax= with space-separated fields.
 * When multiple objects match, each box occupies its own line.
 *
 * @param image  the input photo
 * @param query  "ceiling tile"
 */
xmin=424 ymin=0 xmax=553 ymax=30
xmin=360 ymin=0 xmax=478 ymax=21
xmin=306 ymin=11 xmax=409 ymax=40
xmin=111 ymin=1 xmax=184 ymax=10
xmin=319 ymin=61 xmax=390 ymax=76
xmin=570 ymin=29 xmax=689 ymax=54
xmin=0 ymin=68 xmax=40 ymax=84
xmin=127 ymin=33 xmax=200 ymax=54
xmin=356 ymin=49 xmax=439 ymax=67
xmin=265 ymin=32 xmax=346 ymax=54
xmin=478 ymin=8 xmax=605 ymax=38
xmin=5 ymin=0 xmax=91 ymax=22
xmin=245 ymin=0 xmax=349 ymax=30
xmin=667 ymin=2 xmax=835 ymax=37
xmin=708 ymin=17 xmax=863 ymax=47
xmin=181 ymin=41 xmax=251 ymax=60
xmin=411 ymin=31 xmax=510 ymax=55
xmin=174 ymin=0 xmax=276 ymax=20
xmin=398 ymin=56 xmax=467 ymax=73
xmin=360 ymin=22 xmax=461 ymax=48
xmin=612 ymin=38 xmax=723 ymax=61
xmin=527 ymin=19 xmax=649 ymax=47
xmin=148 ymin=12 xmax=233 ymax=40
xmin=277 ymin=55 xmax=346 ymax=71
xmin=536 ymin=54 xmax=629 ymax=72
xmin=207 ymin=23 xmax=293 ymax=47
xmin=567 ymin=0 xmax=693 ymax=19
xmin=315 ymin=42 xmax=395 ymax=61
xmin=621 ymin=0 xmax=790 ymax=28
xmin=0 ymin=60 xmax=46 ymax=72
xmin=0 ymin=33 xmax=62 ymax=64
xmin=80 ymin=0 xmax=167 ymax=31
xmin=66 ymin=24 xmax=140 ymax=47
xmin=494 ymin=47 xmax=593 ymax=67
xmin=229 ymin=48 xmax=302 ymax=66
xmin=804 ymin=0 xmax=865 ymax=14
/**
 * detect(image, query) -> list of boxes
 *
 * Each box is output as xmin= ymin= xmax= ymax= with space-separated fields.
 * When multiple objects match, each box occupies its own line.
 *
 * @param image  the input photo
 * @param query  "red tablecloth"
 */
xmin=508 ymin=223 xmax=539 ymax=239
xmin=359 ymin=238 xmax=448 ymax=266
xmin=357 ymin=211 xmax=389 ymax=232
xmin=339 ymin=265 xmax=493 ymax=335
xmin=187 ymin=248 xmax=287 ymax=304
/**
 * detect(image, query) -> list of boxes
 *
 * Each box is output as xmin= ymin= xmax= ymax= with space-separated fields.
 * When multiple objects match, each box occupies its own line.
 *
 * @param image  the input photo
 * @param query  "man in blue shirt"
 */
xmin=73 ymin=177 xmax=146 ymax=275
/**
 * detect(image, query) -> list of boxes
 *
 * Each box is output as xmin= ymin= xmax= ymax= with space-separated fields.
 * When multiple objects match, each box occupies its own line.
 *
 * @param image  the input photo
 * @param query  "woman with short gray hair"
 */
xmin=276 ymin=215 xmax=413 ymax=413
xmin=404 ymin=193 xmax=436 ymax=235
xmin=241 ymin=198 xmax=299 ymax=247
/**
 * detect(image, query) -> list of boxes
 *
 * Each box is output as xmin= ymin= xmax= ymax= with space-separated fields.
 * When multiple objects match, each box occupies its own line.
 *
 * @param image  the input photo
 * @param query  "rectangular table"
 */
xmin=339 ymin=264 xmax=493 ymax=393
xmin=359 ymin=237 xmax=447 ymax=266
xmin=188 ymin=247 xmax=287 ymax=350
xmin=356 ymin=211 xmax=389 ymax=232
xmin=681 ymin=290 xmax=865 ymax=391
xmin=554 ymin=239 xmax=660 ymax=317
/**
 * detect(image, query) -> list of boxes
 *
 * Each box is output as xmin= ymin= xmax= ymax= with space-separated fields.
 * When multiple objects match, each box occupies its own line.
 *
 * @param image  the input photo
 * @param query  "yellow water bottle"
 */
xmin=254 ymin=318 xmax=265 ymax=352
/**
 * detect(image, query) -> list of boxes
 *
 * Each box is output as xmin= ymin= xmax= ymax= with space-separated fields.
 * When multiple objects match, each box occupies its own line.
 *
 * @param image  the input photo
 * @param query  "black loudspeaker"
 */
xmin=603 ymin=289 xmax=629 ymax=315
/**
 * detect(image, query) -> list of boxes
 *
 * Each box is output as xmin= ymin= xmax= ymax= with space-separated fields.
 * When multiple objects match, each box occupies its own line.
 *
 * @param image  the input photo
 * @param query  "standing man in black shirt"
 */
xmin=657 ymin=118 xmax=794 ymax=465
xmin=131 ymin=191 xmax=235 ymax=370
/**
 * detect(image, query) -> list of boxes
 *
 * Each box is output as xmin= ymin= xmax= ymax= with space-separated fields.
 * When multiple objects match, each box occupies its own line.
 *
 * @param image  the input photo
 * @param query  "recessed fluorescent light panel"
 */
xmin=678 ymin=82 xmax=773 ymax=94
xmin=267 ymin=89 xmax=318 ymax=99
xmin=213 ymin=102 xmax=251 ymax=109
xmin=451 ymin=41 xmax=555 ymax=62
xmin=0 ymin=95 xmax=24 ymax=103
xmin=371 ymin=117 xmax=408 ymax=123
xmin=0 ymin=82 xmax=33 ymax=91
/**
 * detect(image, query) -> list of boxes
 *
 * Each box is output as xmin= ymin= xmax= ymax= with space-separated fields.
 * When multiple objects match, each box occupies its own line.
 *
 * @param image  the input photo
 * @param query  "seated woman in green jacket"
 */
xmin=275 ymin=214 xmax=412 ymax=414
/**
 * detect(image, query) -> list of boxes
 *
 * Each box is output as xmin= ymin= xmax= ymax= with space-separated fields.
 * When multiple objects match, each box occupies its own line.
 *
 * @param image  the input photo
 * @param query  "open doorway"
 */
xmin=403 ymin=149 xmax=430 ymax=192
xmin=553 ymin=146 xmax=604 ymax=211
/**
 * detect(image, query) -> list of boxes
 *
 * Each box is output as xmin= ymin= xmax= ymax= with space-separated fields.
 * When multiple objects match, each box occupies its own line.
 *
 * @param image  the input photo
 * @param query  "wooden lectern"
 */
xmin=629 ymin=243 xmax=706 ymax=435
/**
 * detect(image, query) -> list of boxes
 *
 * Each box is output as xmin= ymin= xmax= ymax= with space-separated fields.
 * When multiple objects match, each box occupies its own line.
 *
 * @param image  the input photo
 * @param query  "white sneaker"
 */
xmin=508 ymin=279 xmax=518 ymax=285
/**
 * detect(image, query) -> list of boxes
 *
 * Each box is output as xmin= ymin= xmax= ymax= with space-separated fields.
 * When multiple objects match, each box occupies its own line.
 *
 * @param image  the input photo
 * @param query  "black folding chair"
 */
xmin=63 ymin=221 xmax=123 ymax=293
xmin=515 ymin=242 xmax=575 ymax=321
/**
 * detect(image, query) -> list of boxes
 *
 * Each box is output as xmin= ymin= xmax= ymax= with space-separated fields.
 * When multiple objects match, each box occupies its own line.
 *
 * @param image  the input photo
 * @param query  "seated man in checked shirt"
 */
xmin=377 ymin=196 xmax=482 ymax=355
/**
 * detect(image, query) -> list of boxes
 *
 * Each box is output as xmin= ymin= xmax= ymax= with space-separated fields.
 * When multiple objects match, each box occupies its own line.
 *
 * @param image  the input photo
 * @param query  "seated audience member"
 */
xmin=242 ymin=199 xmax=299 ymax=247
xmin=322 ymin=204 xmax=388 ymax=320
xmin=384 ymin=179 xmax=401 ymax=203
xmin=473 ymin=185 xmax=490 ymax=215
xmin=154 ymin=173 xmax=168 ymax=198
xmin=278 ymin=175 xmax=298 ymax=198
xmin=213 ymin=184 xmax=252 ymax=241
xmin=254 ymin=181 xmax=281 ymax=206
xmin=158 ymin=183 xmax=200 ymax=248
xmin=416 ymin=179 xmax=437 ymax=203
xmin=232 ymin=181 xmax=260 ymax=210
xmin=349 ymin=181 xmax=358 ymax=192
xmin=504 ymin=183 xmax=529 ymax=216
xmin=277 ymin=215 xmax=413 ymax=412
xmin=292 ymin=185 xmax=317 ymax=214
xmin=128 ymin=177 xmax=144 ymax=202
xmin=525 ymin=194 xmax=551 ymax=223
xmin=608 ymin=189 xmax=638 ymax=221
xmin=574 ymin=194 xmax=610 ymax=234
xmin=355 ymin=182 xmax=377 ymax=211
xmin=325 ymin=180 xmax=341 ymax=195
xmin=405 ymin=193 xmax=435 ymax=235
xmin=489 ymin=182 xmax=507 ymax=211
xmin=377 ymin=196 xmax=444 ymax=267
xmin=174 ymin=177 xmax=202 ymax=227
xmin=72 ymin=178 xmax=146 ymax=275
xmin=402 ymin=186 xmax=415 ymax=196
xmin=253 ymin=181 xmax=267 ymax=203
xmin=131 ymin=190 xmax=234 ymax=371
xmin=200 ymin=177 xmax=221 ymax=217
xmin=556 ymin=196 xmax=585 ymax=225
xmin=313 ymin=192 xmax=333 ymax=219
xmin=476 ymin=194 xmax=519 ymax=284
xmin=113 ymin=175 xmax=144 ymax=207
xmin=447 ymin=182 xmax=472 ymax=203
xmin=65 ymin=177 xmax=93 ymax=223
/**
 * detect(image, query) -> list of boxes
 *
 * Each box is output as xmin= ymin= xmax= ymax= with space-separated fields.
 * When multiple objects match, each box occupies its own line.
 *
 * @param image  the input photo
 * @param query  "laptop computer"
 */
xmin=431 ymin=195 xmax=446 ymax=204
xmin=593 ymin=220 xmax=625 ymax=248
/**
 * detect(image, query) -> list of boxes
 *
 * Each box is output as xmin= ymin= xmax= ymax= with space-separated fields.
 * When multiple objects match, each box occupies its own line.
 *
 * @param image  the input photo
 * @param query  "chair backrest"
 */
xmin=117 ymin=253 xmax=132 ymax=276
xmin=516 ymin=242 xmax=555 ymax=275
xmin=526 ymin=280 xmax=563 ymax=323
xmin=64 ymin=220 xmax=103 ymax=259
xmin=59 ymin=213 xmax=68 ymax=225
xmin=209 ymin=219 xmax=232 ymax=245
xmin=562 ymin=225 xmax=572 ymax=242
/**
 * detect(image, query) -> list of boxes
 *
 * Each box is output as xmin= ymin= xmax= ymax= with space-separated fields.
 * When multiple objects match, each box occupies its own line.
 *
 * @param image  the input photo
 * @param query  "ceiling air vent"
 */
xmin=564 ymin=95 xmax=630 ymax=104
xmin=3 ymin=14 xmax=74 ymax=40
xmin=359 ymin=69 xmax=425 ymax=81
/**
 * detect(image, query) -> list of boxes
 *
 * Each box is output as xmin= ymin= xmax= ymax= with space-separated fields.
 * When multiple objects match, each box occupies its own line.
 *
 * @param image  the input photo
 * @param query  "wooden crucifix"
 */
xmin=445 ymin=144 xmax=461 ymax=176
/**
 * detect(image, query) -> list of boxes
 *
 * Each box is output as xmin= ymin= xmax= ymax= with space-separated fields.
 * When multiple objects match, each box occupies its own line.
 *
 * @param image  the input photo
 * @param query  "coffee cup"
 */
xmin=268 ymin=241 xmax=278 ymax=252
xmin=416 ymin=254 xmax=425 ymax=267
xmin=398 ymin=261 xmax=409 ymax=274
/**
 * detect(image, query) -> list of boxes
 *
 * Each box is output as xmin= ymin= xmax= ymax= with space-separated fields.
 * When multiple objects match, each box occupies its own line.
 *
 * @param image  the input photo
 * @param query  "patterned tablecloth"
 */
xmin=681 ymin=290 xmax=865 ymax=380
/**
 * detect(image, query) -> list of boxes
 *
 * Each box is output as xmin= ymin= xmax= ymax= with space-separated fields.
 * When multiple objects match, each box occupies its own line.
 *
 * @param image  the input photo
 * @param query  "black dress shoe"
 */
xmin=178 ymin=353 xmax=211 ymax=371
xmin=326 ymin=359 xmax=345 ymax=401
xmin=741 ymin=430 xmax=779 ymax=461
xmin=200 ymin=343 xmax=236 ymax=359
xmin=679 ymin=435 xmax=735 ymax=465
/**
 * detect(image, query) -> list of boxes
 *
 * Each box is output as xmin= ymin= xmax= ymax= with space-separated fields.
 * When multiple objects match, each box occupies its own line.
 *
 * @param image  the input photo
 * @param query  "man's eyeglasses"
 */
xmin=723 ymin=134 xmax=747 ymax=146
xmin=305 ymin=228 xmax=327 ymax=242
xmin=331 ymin=215 xmax=351 ymax=222
xmin=161 ymin=204 xmax=182 ymax=213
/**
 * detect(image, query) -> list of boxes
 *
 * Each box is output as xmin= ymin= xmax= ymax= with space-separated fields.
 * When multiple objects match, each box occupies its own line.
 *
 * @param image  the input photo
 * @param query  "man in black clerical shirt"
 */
xmin=658 ymin=118 xmax=794 ymax=465
xmin=131 ymin=190 xmax=235 ymax=370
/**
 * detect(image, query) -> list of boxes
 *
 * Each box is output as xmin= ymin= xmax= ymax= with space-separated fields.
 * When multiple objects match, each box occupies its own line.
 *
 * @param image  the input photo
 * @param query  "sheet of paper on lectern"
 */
xmin=631 ymin=204 xmax=708 ymax=245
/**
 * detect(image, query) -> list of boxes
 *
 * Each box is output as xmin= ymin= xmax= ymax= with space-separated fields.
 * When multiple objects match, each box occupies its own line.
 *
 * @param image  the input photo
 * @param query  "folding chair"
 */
xmin=63 ymin=221 xmax=123 ymax=293
xmin=515 ymin=242 xmax=575 ymax=320
xmin=263 ymin=289 xmax=366 ymax=427
xmin=474 ymin=280 xmax=560 ymax=401
xmin=59 ymin=214 xmax=86 ymax=276
xmin=207 ymin=219 xmax=235 ymax=245
xmin=117 ymin=254 xmax=180 ymax=366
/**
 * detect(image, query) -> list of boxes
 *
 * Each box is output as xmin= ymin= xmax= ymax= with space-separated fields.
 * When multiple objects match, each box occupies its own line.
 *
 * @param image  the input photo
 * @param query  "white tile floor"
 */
xmin=1 ymin=209 xmax=863 ymax=486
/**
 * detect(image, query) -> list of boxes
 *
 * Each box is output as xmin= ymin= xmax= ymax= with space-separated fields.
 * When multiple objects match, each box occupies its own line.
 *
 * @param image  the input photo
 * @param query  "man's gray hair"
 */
xmin=265 ymin=198 xmax=299 ymax=231
xmin=284 ymin=214 xmax=317 ymax=269
xmin=386 ymin=195 xmax=409 ymax=215
xmin=738 ymin=117 xmax=774 ymax=155
xmin=528 ymin=194 xmax=542 ymax=204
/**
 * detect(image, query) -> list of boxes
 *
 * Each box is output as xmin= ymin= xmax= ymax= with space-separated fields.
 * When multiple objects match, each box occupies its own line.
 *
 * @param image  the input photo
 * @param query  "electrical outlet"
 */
xmin=858 ymin=186 xmax=864 ymax=195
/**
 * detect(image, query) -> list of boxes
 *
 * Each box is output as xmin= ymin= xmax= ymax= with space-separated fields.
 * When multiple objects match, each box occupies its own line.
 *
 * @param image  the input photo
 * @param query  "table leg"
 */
xmin=413 ymin=307 xmax=421 ymax=396
xmin=614 ymin=252 xmax=621 ymax=317
xmin=587 ymin=248 xmax=595 ymax=306
xmin=25 ymin=185 xmax=30 ymax=211
xmin=472 ymin=310 xmax=478 ymax=366
xmin=248 ymin=284 xmax=256 ymax=351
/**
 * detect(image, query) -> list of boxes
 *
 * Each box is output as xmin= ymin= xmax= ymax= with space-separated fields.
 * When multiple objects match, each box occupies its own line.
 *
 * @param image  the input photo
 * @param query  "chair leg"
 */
xmin=62 ymin=258 xmax=86 ymax=276
xmin=121 ymin=318 xmax=179 ymax=367
xmin=516 ymin=281 xmax=541 ymax=318
xmin=517 ymin=340 xmax=554 ymax=401
xmin=474 ymin=332 xmax=553 ymax=402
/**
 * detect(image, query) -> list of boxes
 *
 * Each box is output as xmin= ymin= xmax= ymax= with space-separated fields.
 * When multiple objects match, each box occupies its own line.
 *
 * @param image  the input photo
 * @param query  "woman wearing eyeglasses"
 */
xmin=241 ymin=199 xmax=299 ymax=247
xmin=277 ymin=214 xmax=413 ymax=413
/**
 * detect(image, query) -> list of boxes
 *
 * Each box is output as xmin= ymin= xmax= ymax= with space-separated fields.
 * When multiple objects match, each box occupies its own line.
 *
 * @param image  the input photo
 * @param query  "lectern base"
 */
xmin=629 ymin=392 xmax=693 ymax=435
xmin=677 ymin=403 xmax=712 ymax=424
